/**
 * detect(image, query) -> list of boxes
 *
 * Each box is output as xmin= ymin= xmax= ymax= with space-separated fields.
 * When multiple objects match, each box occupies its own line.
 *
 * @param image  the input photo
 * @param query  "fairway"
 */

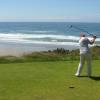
xmin=0 ymin=60 xmax=100 ymax=100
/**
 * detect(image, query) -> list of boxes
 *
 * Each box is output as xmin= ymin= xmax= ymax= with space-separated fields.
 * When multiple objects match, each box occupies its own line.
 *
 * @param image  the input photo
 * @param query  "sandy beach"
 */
xmin=0 ymin=41 xmax=79 ymax=56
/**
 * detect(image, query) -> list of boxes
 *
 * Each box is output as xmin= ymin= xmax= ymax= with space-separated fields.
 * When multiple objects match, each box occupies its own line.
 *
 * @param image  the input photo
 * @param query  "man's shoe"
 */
xmin=75 ymin=73 xmax=80 ymax=77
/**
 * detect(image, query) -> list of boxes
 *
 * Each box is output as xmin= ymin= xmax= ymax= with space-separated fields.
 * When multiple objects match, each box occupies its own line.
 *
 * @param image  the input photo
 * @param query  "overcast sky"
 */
xmin=0 ymin=0 xmax=100 ymax=22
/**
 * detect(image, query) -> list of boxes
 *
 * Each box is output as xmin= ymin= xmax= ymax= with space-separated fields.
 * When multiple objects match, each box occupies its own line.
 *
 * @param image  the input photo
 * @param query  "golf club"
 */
xmin=67 ymin=25 xmax=100 ymax=38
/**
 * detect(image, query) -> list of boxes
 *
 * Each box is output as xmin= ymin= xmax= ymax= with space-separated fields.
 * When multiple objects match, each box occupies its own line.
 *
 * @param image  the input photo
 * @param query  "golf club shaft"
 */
xmin=70 ymin=25 xmax=94 ymax=37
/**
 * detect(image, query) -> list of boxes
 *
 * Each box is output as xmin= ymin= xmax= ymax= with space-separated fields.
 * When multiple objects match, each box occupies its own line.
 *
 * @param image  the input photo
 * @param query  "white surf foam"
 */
xmin=0 ymin=33 xmax=79 ymax=40
xmin=0 ymin=33 xmax=99 ymax=45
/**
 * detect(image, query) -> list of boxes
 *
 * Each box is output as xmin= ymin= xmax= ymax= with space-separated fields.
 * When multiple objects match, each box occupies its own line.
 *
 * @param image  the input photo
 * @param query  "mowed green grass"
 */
xmin=0 ymin=60 xmax=100 ymax=100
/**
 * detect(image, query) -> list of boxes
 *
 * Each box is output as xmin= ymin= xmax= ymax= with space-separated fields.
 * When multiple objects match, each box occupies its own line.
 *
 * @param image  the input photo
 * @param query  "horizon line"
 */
xmin=0 ymin=21 xmax=100 ymax=23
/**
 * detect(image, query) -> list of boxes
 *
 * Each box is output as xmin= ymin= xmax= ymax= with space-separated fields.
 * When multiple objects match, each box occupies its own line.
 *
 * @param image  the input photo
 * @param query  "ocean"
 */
xmin=0 ymin=22 xmax=100 ymax=52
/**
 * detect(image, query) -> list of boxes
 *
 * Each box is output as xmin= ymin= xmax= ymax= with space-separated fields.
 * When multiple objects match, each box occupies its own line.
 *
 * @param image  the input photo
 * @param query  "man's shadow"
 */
xmin=77 ymin=76 xmax=100 ymax=81
xmin=90 ymin=76 xmax=100 ymax=81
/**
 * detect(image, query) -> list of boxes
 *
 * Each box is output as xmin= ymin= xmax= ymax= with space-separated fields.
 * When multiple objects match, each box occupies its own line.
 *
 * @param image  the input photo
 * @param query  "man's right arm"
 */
xmin=88 ymin=35 xmax=96 ymax=44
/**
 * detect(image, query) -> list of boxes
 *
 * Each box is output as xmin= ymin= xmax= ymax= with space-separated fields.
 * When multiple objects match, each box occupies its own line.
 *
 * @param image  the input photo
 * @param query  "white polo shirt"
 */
xmin=79 ymin=37 xmax=93 ymax=54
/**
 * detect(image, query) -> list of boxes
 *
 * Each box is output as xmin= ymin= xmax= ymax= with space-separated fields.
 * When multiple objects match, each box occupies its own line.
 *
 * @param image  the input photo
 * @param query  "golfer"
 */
xmin=75 ymin=33 xmax=96 ymax=77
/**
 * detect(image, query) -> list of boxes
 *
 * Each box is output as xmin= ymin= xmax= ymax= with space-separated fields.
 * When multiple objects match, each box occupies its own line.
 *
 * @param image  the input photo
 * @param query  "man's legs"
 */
xmin=86 ymin=53 xmax=92 ymax=77
xmin=75 ymin=54 xmax=85 ymax=76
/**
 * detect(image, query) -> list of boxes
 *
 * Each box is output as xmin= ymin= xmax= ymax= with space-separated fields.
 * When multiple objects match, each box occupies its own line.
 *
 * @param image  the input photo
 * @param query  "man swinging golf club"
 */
xmin=75 ymin=33 xmax=96 ymax=77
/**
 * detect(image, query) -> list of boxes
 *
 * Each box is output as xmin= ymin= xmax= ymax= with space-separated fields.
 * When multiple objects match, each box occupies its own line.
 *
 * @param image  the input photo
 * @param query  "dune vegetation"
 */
xmin=0 ymin=46 xmax=99 ymax=63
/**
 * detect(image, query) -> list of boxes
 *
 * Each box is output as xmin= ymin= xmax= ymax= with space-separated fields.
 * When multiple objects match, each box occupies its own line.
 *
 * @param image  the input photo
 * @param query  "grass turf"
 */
xmin=0 ymin=60 xmax=100 ymax=100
